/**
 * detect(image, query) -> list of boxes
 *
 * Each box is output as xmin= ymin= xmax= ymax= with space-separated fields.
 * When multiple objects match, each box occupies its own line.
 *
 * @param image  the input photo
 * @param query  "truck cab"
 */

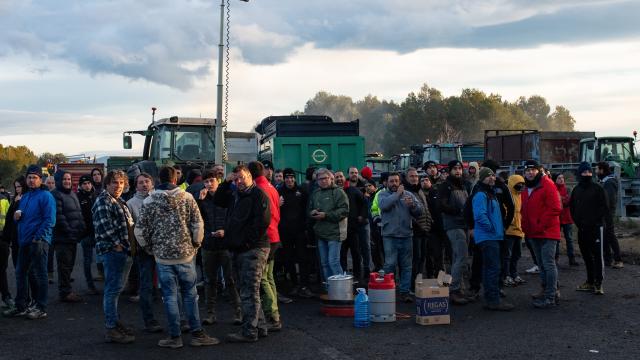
xmin=580 ymin=136 xmax=638 ymax=177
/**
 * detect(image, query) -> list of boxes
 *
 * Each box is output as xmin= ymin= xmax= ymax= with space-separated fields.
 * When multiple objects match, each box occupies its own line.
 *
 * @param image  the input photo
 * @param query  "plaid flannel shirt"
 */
xmin=92 ymin=190 xmax=133 ymax=255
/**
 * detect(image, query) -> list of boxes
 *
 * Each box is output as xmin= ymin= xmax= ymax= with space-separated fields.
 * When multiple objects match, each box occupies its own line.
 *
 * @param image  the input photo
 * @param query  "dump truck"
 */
xmin=256 ymin=115 xmax=365 ymax=183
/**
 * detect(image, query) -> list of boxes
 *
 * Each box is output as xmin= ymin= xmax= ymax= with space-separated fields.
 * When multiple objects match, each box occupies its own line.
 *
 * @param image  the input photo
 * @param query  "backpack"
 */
xmin=463 ymin=186 xmax=490 ymax=230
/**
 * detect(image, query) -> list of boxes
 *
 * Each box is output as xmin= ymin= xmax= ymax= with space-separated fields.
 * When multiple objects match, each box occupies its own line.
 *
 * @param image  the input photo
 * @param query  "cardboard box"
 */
xmin=415 ymin=272 xmax=451 ymax=326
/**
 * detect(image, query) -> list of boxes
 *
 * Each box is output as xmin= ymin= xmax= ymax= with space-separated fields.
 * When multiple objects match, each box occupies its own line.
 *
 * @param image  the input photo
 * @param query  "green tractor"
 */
xmin=579 ymin=134 xmax=639 ymax=177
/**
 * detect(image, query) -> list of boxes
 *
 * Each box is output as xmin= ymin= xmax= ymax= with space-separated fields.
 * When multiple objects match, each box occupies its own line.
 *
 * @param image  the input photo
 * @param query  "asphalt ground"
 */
xmin=1 ymin=250 xmax=639 ymax=360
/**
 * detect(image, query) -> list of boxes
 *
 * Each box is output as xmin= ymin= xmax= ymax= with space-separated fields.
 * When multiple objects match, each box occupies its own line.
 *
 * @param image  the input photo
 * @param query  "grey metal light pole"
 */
xmin=214 ymin=0 xmax=248 ymax=166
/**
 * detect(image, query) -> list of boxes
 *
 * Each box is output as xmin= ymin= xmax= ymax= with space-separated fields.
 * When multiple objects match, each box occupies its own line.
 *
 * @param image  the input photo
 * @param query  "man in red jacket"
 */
xmin=521 ymin=160 xmax=562 ymax=309
xmin=248 ymin=161 xmax=283 ymax=332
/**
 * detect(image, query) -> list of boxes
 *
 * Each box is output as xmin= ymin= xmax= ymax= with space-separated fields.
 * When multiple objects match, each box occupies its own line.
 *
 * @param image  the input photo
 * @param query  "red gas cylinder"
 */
xmin=368 ymin=271 xmax=396 ymax=322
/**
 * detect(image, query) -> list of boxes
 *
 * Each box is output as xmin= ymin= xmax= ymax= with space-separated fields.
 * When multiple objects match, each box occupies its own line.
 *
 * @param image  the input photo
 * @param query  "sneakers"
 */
xmin=190 ymin=330 xmax=220 ymax=346
xmin=116 ymin=321 xmax=135 ymax=336
xmin=277 ymin=293 xmax=293 ymax=304
xmin=26 ymin=308 xmax=47 ymax=320
xmin=295 ymin=286 xmax=314 ymax=299
xmin=532 ymin=298 xmax=557 ymax=309
xmin=60 ymin=293 xmax=83 ymax=303
xmin=450 ymin=292 xmax=469 ymax=305
xmin=503 ymin=276 xmax=516 ymax=287
xmin=593 ymin=284 xmax=604 ymax=295
xmin=202 ymin=312 xmax=217 ymax=325
xmin=525 ymin=265 xmax=540 ymax=274
xmin=158 ymin=336 xmax=183 ymax=349
xmin=105 ymin=328 xmax=135 ymax=344
xmin=611 ymin=261 xmax=624 ymax=269
xmin=144 ymin=319 xmax=163 ymax=333
xmin=267 ymin=318 xmax=282 ymax=332
xmin=3 ymin=307 xmax=29 ymax=317
xmin=233 ymin=308 xmax=243 ymax=325
xmin=576 ymin=282 xmax=595 ymax=292
xmin=484 ymin=302 xmax=515 ymax=311
xmin=226 ymin=331 xmax=258 ymax=343
xmin=513 ymin=276 xmax=526 ymax=285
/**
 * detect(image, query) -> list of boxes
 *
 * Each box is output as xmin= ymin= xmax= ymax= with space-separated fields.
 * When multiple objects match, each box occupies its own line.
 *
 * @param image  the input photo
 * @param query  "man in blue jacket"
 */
xmin=472 ymin=168 xmax=514 ymax=311
xmin=7 ymin=165 xmax=56 ymax=319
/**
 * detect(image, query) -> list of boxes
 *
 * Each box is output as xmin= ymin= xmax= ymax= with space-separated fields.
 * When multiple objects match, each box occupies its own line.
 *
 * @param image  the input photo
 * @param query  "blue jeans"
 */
xmin=15 ymin=241 xmax=49 ymax=312
xmin=561 ymin=224 xmax=575 ymax=259
xmin=382 ymin=236 xmax=413 ymax=294
xmin=317 ymin=239 xmax=343 ymax=281
xmin=156 ymin=262 xmax=202 ymax=337
xmin=447 ymin=229 xmax=468 ymax=292
xmin=100 ymin=250 xmax=128 ymax=329
xmin=529 ymin=238 xmax=558 ymax=301
xmin=80 ymin=236 xmax=96 ymax=290
xmin=479 ymin=240 xmax=501 ymax=306
xmin=137 ymin=252 xmax=157 ymax=325
xmin=358 ymin=223 xmax=372 ymax=275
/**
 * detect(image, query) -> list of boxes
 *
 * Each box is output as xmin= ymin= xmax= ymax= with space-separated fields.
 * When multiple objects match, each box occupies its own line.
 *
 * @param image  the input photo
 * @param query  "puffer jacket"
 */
xmin=521 ymin=175 xmax=561 ymax=240
xmin=506 ymin=175 xmax=525 ymax=238
xmin=308 ymin=185 xmax=349 ymax=242
xmin=135 ymin=185 xmax=204 ymax=264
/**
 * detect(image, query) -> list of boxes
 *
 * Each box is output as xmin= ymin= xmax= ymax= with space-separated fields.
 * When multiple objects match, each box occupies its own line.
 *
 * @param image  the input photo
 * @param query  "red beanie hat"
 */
xmin=361 ymin=166 xmax=373 ymax=180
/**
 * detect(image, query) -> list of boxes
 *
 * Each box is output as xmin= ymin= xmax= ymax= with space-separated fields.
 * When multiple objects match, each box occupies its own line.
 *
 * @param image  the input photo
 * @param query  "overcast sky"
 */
xmin=1 ymin=0 xmax=639 ymax=156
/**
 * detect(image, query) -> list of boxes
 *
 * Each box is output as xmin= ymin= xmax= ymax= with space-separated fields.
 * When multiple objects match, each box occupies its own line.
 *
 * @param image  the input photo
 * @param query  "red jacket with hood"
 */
xmin=555 ymin=183 xmax=574 ymax=225
xmin=255 ymin=176 xmax=280 ymax=244
xmin=521 ymin=175 xmax=562 ymax=240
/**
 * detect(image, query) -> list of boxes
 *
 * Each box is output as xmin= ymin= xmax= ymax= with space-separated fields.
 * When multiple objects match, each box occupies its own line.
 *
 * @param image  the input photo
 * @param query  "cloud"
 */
xmin=0 ymin=0 xmax=638 ymax=90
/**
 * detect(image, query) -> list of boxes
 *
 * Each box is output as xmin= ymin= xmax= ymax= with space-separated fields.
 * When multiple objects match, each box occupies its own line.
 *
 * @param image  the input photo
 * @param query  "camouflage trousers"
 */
xmin=234 ymin=247 xmax=270 ymax=338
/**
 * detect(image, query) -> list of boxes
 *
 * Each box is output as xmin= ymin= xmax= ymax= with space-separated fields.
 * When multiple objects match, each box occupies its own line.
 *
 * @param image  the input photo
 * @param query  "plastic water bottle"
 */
xmin=354 ymin=288 xmax=370 ymax=328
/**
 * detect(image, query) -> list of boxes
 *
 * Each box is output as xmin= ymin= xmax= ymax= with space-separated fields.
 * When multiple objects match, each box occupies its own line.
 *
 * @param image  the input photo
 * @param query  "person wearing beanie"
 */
xmin=596 ymin=162 xmax=623 ymax=268
xmin=51 ymin=169 xmax=86 ymax=303
xmin=437 ymin=160 xmax=472 ymax=305
xmin=570 ymin=162 xmax=608 ymax=295
xmin=552 ymin=173 xmax=579 ymax=266
xmin=521 ymin=159 xmax=562 ymax=309
xmin=4 ymin=164 xmax=56 ymax=319
xmin=77 ymin=174 xmax=99 ymax=295
xmin=468 ymin=160 xmax=515 ymax=298
xmin=360 ymin=166 xmax=373 ymax=181
xmin=472 ymin=167 xmax=514 ymax=311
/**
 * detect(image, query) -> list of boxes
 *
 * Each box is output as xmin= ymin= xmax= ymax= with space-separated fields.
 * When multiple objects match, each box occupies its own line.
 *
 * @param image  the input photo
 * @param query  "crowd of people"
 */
xmin=0 ymin=157 xmax=626 ymax=347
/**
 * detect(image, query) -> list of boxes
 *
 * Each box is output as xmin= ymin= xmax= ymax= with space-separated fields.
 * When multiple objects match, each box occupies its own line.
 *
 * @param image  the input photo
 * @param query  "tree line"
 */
xmin=296 ymin=83 xmax=576 ymax=155
xmin=0 ymin=146 xmax=67 ymax=188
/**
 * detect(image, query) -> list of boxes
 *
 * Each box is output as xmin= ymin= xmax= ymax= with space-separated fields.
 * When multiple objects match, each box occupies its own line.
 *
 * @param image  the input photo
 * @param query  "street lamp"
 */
xmin=215 ymin=0 xmax=249 ymax=166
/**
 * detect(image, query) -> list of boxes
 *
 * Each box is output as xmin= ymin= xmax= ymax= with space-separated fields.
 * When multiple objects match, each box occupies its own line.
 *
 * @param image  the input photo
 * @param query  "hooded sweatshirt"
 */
xmin=51 ymin=170 xmax=86 ymax=244
xmin=135 ymin=185 xmax=204 ymax=265
xmin=506 ymin=175 xmax=525 ymax=238
xmin=467 ymin=162 xmax=480 ymax=189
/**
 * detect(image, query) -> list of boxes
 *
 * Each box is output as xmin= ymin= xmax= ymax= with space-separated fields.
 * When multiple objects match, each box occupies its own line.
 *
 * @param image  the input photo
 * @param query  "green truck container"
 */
xmin=256 ymin=115 xmax=365 ymax=183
